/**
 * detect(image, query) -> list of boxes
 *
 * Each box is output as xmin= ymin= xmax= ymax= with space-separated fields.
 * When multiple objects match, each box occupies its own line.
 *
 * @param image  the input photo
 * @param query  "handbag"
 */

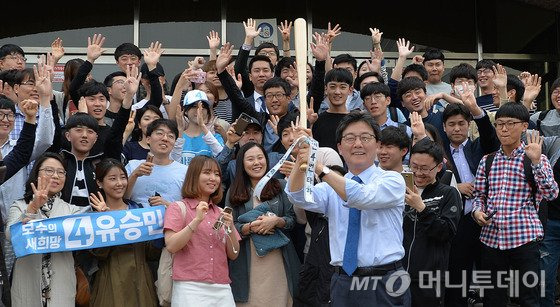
xmin=75 ymin=266 xmax=90 ymax=307
xmin=155 ymin=201 xmax=187 ymax=307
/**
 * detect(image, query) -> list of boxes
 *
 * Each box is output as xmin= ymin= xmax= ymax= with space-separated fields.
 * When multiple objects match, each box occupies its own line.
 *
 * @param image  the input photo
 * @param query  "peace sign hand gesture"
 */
xmin=90 ymin=192 xmax=110 ymax=212
xmin=525 ymin=129 xmax=543 ymax=165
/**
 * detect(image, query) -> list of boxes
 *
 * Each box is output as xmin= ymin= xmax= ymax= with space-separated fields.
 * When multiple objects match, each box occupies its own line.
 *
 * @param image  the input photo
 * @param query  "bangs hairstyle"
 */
xmin=325 ymin=68 xmax=353 ymax=86
xmin=379 ymin=126 xmax=411 ymax=150
xmin=449 ymin=63 xmax=477 ymax=84
xmin=360 ymin=82 xmax=390 ymax=100
xmin=333 ymin=53 xmax=357 ymax=71
xmin=79 ymin=80 xmax=110 ymax=101
xmin=65 ymin=112 xmax=99 ymax=133
xmin=95 ymin=158 xmax=128 ymax=183
xmin=0 ymin=69 xmax=19 ymax=87
xmin=181 ymin=156 xmax=223 ymax=204
xmin=146 ymin=118 xmax=179 ymax=139
xmin=229 ymin=142 xmax=281 ymax=207
xmin=402 ymin=64 xmax=428 ymax=81
xmin=114 ymin=43 xmax=142 ymax=61
xmin=397 ymin=77 xmax=426 ymax=100
xmin=24 ymin=152 xmax=66 ymax=203
xmin=131 ymin=105 xmax=164 ymax=141
xmin=495 ymin=102 xmax=530 ymax=123
xmin=551 ymin=78 xmax=560 ymax=92
xmin=411 ymin=138 xmax=444 ymax=164
xmin=422 ymin=48 xmax=445 ymax=63
xmin=442 ymin=103 xmax=472 ymax=123
xmin=255 ymin=42 xmax=279 ymax=58
xmin=507 ymin=74 xmax=525 ymax=102
xmin=263 ymin=77 xmax=291 ymax=97
xmin=0 ymin=96 xmax=16 ymax=114
xmin=476 ymin=59 xmax=496 ymax=71
xmin=202 ymin=60 xmax=217 ymax=72
xmin=0 ymin=44 xmax=25 ymax=58
xmin=15 ymin=68 xmax=35 ymax=84
xmin=274 ymin=57 xmax=295 ymax=77
xmin=104 ymin=71 xmax=127 ymax=88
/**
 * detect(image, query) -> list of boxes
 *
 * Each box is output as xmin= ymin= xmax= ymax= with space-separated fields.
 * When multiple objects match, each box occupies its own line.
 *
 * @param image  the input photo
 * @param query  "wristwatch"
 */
xmin=318 ymin=166 xmax=331 ymax=180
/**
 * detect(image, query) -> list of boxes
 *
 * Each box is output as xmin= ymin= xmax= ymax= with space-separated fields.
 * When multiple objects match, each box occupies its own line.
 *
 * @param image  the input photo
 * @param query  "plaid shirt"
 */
xmin=472 ymin=143 xmax=559 ymax=250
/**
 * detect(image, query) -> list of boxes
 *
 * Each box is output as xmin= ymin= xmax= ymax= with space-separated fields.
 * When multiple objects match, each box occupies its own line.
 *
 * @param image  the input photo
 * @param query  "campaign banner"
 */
xmin=10 ymin=206 xmax=165 ymax=258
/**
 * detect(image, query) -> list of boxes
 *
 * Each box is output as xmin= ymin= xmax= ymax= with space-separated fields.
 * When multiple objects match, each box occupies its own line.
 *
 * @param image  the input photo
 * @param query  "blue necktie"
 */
xmin=342 ymin=175 xmax=363 ymax=275
xmin=258 ymin=96 xmax=267 ymax=113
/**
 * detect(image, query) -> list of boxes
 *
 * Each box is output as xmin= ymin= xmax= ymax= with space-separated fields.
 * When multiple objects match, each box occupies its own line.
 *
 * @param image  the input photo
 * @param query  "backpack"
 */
xmin=484 ymin=153 xmax=548 ymax=234
xmin=388 ymin=107 xmax=399 ymax=122
xmin=536 ymin=110 xmax=550 ymax=135
xmin=155 ymin=201 xmax=187 ymax=307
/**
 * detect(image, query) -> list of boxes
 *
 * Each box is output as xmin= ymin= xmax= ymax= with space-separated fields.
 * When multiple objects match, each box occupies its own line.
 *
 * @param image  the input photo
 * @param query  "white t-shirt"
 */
xmin=125 ymin=159 xmax=188 ymax=207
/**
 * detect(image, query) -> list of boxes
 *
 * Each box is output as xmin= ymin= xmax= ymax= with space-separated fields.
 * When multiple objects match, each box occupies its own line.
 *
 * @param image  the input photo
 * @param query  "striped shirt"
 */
xmin=472 ymin=143 xmax=559 ymax=249
xmin=214 ymin=98 xmax=233 ymax=124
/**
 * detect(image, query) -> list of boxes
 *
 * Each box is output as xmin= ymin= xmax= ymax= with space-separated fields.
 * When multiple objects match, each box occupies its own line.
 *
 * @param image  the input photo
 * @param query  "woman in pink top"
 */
xmin=163 ymin=155 xmax=240 ymax=307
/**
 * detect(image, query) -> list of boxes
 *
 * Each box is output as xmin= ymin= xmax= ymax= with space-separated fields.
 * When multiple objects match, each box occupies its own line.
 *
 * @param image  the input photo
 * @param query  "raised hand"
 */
xmin=124 ymin=65 xmax=141 ymax=105
xmin=459 ymin=81 xmax=476 ymax=107
xmin=77 ymin=96 xmax=88 ymax=113
xmin=267 ymin=114 xmax=280 ymax=135
xmin=216 ymin=43 xmax=233 ymax=74
xmin=196 ymin=102 xmax=209 ymax=133
xmin=90 ymin=191 xmax=109 ymax=211
xmin=522 ymin=73 xmax=541 ymax=108
xmin=405 ymin=186 xmax=425 ymax=212
xmin=124 ymin=109 xmax=137 ymax=137
xmin=525 ymin=129 xmax=543 ymax=164
xmin=423 ymin=94 xmax=441 ymax=112
xmin=278 ymin=20 xmax=293 ymax=42
xmin=50 ymin=37 xmax=65 ymax=64
xmin=207 ymin=30 xmax=221 ymax=50
xmin=132 ymin=160 xmax=154 ymax=178
xmin=148 ymin=195 xmax=170 ymax=207
xmin=410 ymin=111 xmax=426 ymax=140
xmin=28 ymin=176 xmax=52 ymax=213
xmin=412 ymin=55 xmax=424 ymax=65
xmin=310 ymin=32 xmax=329 ymax=61
xmin=188 ymin=56 xmax=206 ymax=70
xmin=226 ymin=65 xmax=242 ymax=89
xmin=175 ymin=105 xmax=186 ymax=132
xmin=33 ymin=62 xmax=52 ymax=103
xmin=86 ymin=34 xmax=106 ymax=63
xmin=243 ymin=18 xmax=261 ymax=40
xmin=491 ymin=64 xmax=507 ymax=89
xmin=397 ymin=38 xmax=414 ymax=58
xmin=144 ymin=41 xmax=164 ymax=70
xmin=369 ymin=27 xmax=383 ymax=45
xmin=325 ymin=22 xmax=341 ymax=44
xmin=225 ymin=124 xmax=242 ymax=147
xmin=306 ymin=97 xmax=318 ymax=125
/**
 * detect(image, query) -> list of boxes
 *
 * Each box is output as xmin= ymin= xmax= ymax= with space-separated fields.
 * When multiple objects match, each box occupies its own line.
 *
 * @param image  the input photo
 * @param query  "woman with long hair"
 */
xmin=88 ymin=158 xmax=160 ymax=307
xmin=7 ymin=152 xmax=95 ymax=307
xmin=226 ymin=142 xmax=300 ymax=306
xmin=163 ymin=155 xmax=240 ymax=307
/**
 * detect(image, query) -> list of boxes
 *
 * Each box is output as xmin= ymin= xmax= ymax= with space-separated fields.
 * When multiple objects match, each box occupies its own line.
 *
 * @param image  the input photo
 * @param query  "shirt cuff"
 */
xmin=472 ymin=110 xmax=486 ymax=120
xmin=242 ymin=44 xmax=252 ymax=51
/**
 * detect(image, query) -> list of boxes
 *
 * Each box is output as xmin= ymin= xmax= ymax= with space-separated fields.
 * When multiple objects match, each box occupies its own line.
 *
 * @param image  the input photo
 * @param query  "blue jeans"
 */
xmin=540 ymin=219 xmax=560 ymax=307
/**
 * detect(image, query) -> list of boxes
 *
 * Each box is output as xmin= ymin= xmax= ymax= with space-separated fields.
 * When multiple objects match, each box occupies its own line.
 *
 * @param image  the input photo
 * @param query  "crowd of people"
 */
xmin=0 ymin=17 xmax=559 ymax=307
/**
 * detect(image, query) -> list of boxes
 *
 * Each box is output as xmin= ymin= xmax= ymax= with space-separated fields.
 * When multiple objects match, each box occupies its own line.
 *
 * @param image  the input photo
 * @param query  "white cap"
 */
xmin=182 ymin=90 xmax=212 ymax=108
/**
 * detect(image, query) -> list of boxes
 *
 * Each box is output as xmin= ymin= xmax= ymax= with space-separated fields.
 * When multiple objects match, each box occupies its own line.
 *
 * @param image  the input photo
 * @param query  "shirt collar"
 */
xmin=382 ymin=116 xmax=397 ymax=128
xmin=345 ymin=163 xmax=378 ymax=182
xmin=450 ymin=139 xmax=469 ymax=153
xmin=498 ymin=142 xmax=525 ymax=157
xmin=184 ymin=198 xmax=216 ymax=210
xmin=254 ymin=92 xmax=263 ymax=101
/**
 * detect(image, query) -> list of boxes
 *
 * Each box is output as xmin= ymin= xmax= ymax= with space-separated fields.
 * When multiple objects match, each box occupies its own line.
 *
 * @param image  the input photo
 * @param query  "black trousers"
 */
xmin=330 ymin=267 xmax=411 ymax=307
xmin=445 ymin=213 xmax=482 ymax=307
xmin=481 ymin=241 xmax=541 ymax=307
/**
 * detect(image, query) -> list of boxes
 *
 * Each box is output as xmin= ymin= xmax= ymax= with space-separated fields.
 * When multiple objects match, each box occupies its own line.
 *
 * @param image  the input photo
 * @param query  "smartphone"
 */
xmin=223 ymin=207 xmax=233 ymax=215
xmin=401 ymin=171 xmax=414 ymax=191
xmin=146 ymin=152 xmax=154 ymax=163
xmin=191 ymin=69 xmax=207 ymax=84
xmin=154 ymin=192 xmax=160 ymax=197
xmin=234 ymin=113 xmax=252 ymax=135
xmin=484 ymin=210 xmax=497 ymax=221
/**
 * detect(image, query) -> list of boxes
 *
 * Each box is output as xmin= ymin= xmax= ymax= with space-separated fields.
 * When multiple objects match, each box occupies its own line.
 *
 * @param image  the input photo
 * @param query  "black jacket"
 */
xmin=59 ymin=107 xmax=130 ymax=205
xmin=0 ymin=122 xmax=36 ymax=184
xmin=402 ymin=181 xmax=462 ymax=279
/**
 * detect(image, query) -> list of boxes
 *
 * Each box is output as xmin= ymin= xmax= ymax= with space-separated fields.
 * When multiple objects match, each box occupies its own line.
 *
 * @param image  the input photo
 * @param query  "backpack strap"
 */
xmin=175 ymin=200 xmax=188 ymax=221
xmin=389 ymin=107 xmax=399 ymax=122
xmin=522 ymin=154 xmax=538 ymax=210
xmin=536 ymin=110 xmax=550 ymax=134
xmin=484 ymin=153 xmax=496 ymax=199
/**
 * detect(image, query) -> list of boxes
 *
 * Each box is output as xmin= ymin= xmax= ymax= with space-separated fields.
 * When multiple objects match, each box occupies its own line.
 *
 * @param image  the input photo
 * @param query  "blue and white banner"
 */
xmin=10 ymin=206 xmax=165 ymax=258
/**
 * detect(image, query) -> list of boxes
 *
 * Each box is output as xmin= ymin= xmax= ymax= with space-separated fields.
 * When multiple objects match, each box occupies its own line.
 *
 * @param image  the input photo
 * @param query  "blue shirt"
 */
xmin=318 ymin=89 xmax=364 ymax=114
xmin=450 ymin=141 xmax=475 ymax=214
xmin=181 ymin=132 xmax=224 ymax=165
xmin=285 ymin=164 xmax=406 ymax=267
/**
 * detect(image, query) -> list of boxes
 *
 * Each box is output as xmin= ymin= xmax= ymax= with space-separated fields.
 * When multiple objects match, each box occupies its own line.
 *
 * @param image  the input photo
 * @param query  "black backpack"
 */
xmin=484 ymin=153 xmax=548 ymax=235
xmin=536 ymin=110 xmax=551 ymax=135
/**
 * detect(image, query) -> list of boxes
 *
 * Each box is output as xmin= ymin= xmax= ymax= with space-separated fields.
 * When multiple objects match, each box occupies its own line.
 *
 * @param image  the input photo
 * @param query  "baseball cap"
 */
xmin=245 ymin=115 xmax=262 ymax=131
xmin=140 ymin=62 xmax=165 ymax=78
xmin=183 ymin=90 xmax=212 ymax=108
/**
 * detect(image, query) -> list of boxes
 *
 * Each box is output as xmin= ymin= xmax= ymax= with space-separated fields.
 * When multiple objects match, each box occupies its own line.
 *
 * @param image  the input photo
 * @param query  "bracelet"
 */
xmin=283 ymin=49 xmax=290 ymax=52
xmin=187 ymin=224 xmax=195 ymax=232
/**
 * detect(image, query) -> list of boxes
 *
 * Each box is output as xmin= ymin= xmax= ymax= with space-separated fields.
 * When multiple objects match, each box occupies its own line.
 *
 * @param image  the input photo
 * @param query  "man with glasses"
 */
xmin=475 ymin=59 xmax=498 ymax=113
xmin=216 ymin=43 xmax=296 ymax=152
xmin=0 ymin=44 xmax=26 ymax=71
xmin=102 ymin=71 xmax=127 ymax=126
xmin=530 ymin=77 xmax=560 ymax=137
xmin=402 ymin=138 xmax=462 ymax=306
xmin=287 ymin=111 xmax=411 ymax=306
xmin=472 ymin=102 xmax=558 ymax=306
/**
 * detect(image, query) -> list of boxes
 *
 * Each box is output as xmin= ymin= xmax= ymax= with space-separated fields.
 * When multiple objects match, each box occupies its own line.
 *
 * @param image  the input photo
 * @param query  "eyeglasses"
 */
xmin=258 ymin=51 xmax=277 ymax=57
xmin=410 ymin=164 xmax=439 ymax=174
xmin=3 ymin=54 xmax=26 ymax=62
xmin=39 ymin=167 xmax=67 ymax=177
xmin=402 ymin=89 xmax=424 ymax=100
xmin=341 ymin=133 xmax=376 ymax=144
xmin=264 ymin=93 xmax=286 ymax=100
xmin=111 ymin=80 xmax=126 ymax=86
xmin=153 ymin=129 xmax=176 ymax=140
xmin=0 ymin=113 xmax=15 ymax=121
xmin=477 ymin=68 xmax=493 ymax=76
xmin=552 ymin=89 xmax=560 ymax=96
xmin=364 ymin=94 xmax=387 ymax=104
xmin=493 ymin=121 xmax=524 ymax=130
xmin=19 ymin=80 xmax=36 ymax=86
